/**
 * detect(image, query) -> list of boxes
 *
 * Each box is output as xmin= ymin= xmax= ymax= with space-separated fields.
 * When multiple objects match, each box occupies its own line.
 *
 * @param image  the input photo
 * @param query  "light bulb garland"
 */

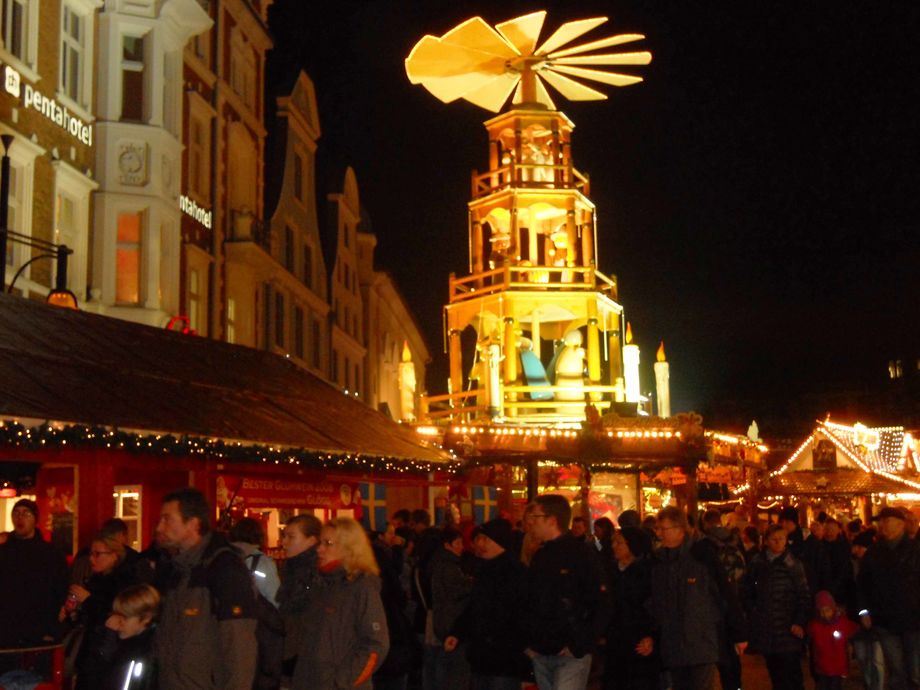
xmin=0 ymin=420 xmax=459 ymax=475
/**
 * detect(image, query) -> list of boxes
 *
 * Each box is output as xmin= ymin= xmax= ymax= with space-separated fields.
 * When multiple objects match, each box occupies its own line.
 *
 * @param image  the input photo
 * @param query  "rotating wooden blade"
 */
xmin=535 ymin=17 xmax=608 ymax=56
xmin=552 ymin=51 xmax=652 ymax=66
xmin=540 ymin=69 xmax=608 ymax=101
xmin=548 ymin=33 xmax=646 ymax=59
xmin=549 ymin=64 xmax=644 ymax=87
xmin=495 ymin=11 xmax=546 ymax=56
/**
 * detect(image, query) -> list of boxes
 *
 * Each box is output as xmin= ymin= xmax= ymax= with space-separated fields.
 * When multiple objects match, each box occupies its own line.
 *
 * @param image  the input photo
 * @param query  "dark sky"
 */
xmin=266 ymin=1 xmax=920 ymax=433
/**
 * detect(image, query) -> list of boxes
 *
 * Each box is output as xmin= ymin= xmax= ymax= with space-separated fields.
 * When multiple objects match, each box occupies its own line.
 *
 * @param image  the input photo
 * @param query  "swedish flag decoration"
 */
xmin=472 ymin=485 xmax=498 ymax=524
xmin=358 ymin=482 xmax=387 ymax=531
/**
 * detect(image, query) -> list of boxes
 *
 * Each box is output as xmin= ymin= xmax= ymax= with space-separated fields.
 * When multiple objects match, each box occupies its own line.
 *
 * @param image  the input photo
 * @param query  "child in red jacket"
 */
xmin=806 ymin=590 xmax=860 ymax=690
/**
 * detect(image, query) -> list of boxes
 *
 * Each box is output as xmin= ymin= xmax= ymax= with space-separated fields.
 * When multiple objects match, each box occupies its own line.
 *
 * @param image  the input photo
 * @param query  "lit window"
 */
xmin=121 ymin=35 xmax=146 ymax=122
xmin=226 ymin=297 xmax=236 ymax=344
xmin=116 ymin=212 xmax=142 ymax=304
xmin=112 ymin=486 xmax=142 ymax=551
xmin=3 ymin=165 xmax=20 ymax=272
xmin=188 ymin=268 xmax=200 ymax=331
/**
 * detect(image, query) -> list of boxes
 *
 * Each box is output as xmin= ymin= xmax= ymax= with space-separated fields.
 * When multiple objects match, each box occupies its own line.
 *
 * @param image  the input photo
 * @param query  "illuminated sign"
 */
xmin=2 ymin=63 xmax=93 ymax=145
xmin=179 ymin=195 xmax=212 ymax=229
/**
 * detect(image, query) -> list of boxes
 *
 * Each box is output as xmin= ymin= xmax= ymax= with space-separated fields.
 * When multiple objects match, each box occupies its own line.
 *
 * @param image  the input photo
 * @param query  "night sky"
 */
xmin=266 ymin=1 xmax=920 ymax=436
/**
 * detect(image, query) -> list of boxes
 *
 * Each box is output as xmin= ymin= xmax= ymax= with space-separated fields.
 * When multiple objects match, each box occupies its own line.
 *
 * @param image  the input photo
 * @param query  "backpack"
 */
xmin=247 ymin=554 xmax=285 ymax=690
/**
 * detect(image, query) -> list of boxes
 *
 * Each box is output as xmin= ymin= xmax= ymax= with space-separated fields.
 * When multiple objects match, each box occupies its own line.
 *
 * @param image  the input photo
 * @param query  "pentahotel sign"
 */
xmin=3 ymin=64 xmax=93 ymax=146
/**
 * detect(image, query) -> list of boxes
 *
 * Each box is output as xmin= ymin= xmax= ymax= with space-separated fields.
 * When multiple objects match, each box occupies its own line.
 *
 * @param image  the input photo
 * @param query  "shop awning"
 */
xmin=0 ymin=294 xmax=449 ymax=463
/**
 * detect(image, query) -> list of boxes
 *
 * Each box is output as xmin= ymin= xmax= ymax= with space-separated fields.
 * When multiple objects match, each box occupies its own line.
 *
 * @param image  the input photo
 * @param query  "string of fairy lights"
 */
xmin=0 ymin=420 xmax=459 ymax=475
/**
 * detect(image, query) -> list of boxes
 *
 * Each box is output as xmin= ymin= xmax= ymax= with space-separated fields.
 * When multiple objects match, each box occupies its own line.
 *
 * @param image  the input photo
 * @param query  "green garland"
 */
xmin=0 ymin=420 xmax=458 ymax=475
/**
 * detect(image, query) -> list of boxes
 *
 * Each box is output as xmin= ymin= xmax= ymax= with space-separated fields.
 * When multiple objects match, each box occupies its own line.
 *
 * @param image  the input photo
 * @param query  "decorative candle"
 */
xmin=623 ymin=322 xmax=641 ymax=403
xmin=654 ymin=341 xmax=670 ymax=418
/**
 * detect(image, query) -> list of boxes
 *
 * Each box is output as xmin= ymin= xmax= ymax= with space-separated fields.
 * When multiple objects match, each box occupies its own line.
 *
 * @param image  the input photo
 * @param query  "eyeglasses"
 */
xmin=90 ymin=550 xmax=115 ymax=558
xmin=11 ymin=509 xmax=34 ymax=518
xmin=319 ymin=539 xmax=336 ymax=547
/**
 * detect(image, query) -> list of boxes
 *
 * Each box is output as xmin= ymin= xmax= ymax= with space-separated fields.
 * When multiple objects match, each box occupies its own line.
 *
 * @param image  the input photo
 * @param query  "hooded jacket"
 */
xmin=291 ymin=567 xmax=389 ymax=690
xmin=743 ymin=549 xmax=810 ymax=655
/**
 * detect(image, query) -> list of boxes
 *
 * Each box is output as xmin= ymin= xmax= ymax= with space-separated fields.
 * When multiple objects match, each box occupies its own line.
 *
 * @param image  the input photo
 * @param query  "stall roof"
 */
xmin=760 ymin=419 xmax=920 ymax=495
xmin=0 ymin=294 xmax=449 ymax=463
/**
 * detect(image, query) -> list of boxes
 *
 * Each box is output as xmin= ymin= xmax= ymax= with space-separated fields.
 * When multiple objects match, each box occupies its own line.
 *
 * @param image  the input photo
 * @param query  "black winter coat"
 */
xmin=524 ymin=532 xmax=610 ymax=657
xmin=453 ymin=551 xmax=529 ymax=678
xmin=648 ymin=537 xmax=747 ymax=669
xmin=857 ymin=534 xmax=920 ymax=633
xmin=742 ymin=550 xmax=810 ymax=655
xmin=102 ymin=627 xmax=157 ymax=690
xmin=277 ymin=548 xmax=319 ymax=661
xmin=0 ymin=532 xmax=68 ymax=646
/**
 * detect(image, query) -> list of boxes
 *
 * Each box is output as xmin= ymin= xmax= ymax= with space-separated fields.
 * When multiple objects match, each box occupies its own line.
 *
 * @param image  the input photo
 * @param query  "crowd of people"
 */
xmin=0 ymin=490 xmax=919 ymax=690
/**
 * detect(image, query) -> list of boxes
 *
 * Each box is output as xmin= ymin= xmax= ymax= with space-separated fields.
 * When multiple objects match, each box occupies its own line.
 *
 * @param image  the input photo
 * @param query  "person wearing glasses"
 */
xmin=522 ymin=494 xmax=610 ymax=690
xmin=0 ymin=498 xmax=68 ymax=650
xmin=640 ymin=506 xmax=748 ymax=690
xmin=291 ymin=517 xmax=389 ymax=690
xmin=68 ymin=534 xmax=137 ymax=690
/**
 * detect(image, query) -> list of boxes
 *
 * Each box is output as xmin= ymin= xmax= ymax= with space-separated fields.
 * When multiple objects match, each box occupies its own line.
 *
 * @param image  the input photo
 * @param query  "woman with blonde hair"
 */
xmin=291 ymin=517 xmax=389 ymax=689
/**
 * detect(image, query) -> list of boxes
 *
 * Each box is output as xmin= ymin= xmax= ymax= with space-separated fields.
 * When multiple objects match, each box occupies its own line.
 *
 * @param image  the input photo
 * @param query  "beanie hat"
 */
xmin=12 ymin=498 xmax=38 ymax=520
xmin=815 ymin=590 xmax=836 ymax=610
xmin=478 ymin=518 xmax=513 ymax=551
xmin=779 ymin=506 xmax=799 ymax=524
xmin=620 ymin=526 xmax=652 ymax=557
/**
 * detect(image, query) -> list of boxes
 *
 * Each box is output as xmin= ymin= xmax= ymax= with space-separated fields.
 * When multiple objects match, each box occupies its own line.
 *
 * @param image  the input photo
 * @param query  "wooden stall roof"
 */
xmin=763 ymin=468 xmax=920 ymax=496
xmin=0 ymin=294 xmax=449 ymax=463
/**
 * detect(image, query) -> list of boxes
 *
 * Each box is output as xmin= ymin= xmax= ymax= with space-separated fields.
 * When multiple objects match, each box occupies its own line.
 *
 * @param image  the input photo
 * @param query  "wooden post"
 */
xmin=449 ymin=329 xmax=463 ymax=405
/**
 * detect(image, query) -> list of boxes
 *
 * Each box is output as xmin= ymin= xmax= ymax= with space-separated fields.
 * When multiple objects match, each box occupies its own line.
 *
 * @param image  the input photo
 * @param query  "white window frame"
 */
xmin=52 ymin=159 xmax=97 ymax=303
xmin=1 ymin=128 xmax=42 ymax=294
xmin=186 ymin=92 xmax=214 ymax=204
xmin=0 ymin=0 xmax=38 ymax=81
xmin=112 ymin=485 xmax=142 ymax=551
xmin=114 ymin=210 xmax=144 ymax=305
xmin=57 ymin=0 xmax=100 ymax=118
xmin=120 ymin=32 xmax=147 ymax=122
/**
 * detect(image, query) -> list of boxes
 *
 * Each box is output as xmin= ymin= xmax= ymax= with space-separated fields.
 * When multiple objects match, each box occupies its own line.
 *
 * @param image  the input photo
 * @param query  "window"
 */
xmin=229 ymin=30 xmax=256 ymax=110
xmin=60 ymin=6 xmax=82 ymax=103
xmin=121 ymin=34 xmax=146 ymax=122
xmin=3 ymin=165 xmax=20 ymax=274
xmin=274 ymin=291 xmax=285 ymax=348
xmin=303 ymin=243 xmax=313 ymax=289
xmin=189 ymin=117 xmax=205 ymax=196
xmin=162 ymin=50 xmax=179 ymax=135
xmin=262 ymin=284 xmax=271 ymax=348
xmin=284 ymin=226 xmax=294 ymax=272
xmin=293 ymin=153 xmax=303 ymax=202
xmin=343 ymin=223 xmax=350 ymax=248
xmin=294 ymin=306 xmax=304 ymax=359
xmin=112 ymin=486 xmax=142 ymax=551
xmin=188 ymin=268 xmax=200 ymax=331
xmin=116 ymin=212 xmax=142 ymax=304
xmin=192 ymin=29 xmax=209 ymax=64
xmin=54 ymin=192 xmax=75 ymax=286
xmin=312 ymin=317 xmax=321 ymax=370
xmin=1 ymin=0 xmax=33 ymax=68
xmin=226 ymin=297 xmax=236 ymax=344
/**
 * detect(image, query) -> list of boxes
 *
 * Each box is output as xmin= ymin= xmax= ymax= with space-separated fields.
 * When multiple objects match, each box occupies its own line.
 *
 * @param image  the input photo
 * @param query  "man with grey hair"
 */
xmin=640 ymin=506 xmax=747 ymax=690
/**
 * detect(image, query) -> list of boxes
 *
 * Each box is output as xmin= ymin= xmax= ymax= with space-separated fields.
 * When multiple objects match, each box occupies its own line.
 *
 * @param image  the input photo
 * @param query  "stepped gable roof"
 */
xmin=0 ymin=294 xmax=448 ymax=463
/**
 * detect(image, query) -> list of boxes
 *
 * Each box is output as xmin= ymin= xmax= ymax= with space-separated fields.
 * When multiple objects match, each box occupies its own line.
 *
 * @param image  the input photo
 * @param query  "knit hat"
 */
xmin=779 ymin=506 xmax=799 ymax=524
xmin=12 ymin=498 xmax=38 ymax=520
xmin=815 ymin=590 xmax=836 ymax=610
xmin=620 ymin=526 xmax=652 ymax=557
xmin=477 ymin=518 xmax=513 ymax=551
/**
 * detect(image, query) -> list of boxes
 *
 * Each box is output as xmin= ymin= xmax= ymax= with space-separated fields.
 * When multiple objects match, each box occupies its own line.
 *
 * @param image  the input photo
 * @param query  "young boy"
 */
xmin=103 ymin=584 xmax=160 ymax=690
xmin=806 ymin=590 xmax=860 ymax=690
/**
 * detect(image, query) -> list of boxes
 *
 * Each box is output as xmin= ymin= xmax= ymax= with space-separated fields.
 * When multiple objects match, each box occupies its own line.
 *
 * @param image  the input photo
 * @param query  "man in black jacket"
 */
xmin=0 ymin=498 xmax=68 ymax=648
xmin=523 ymin=494 xmax=609 ymax=690
xmin=641 ymin=506 xmax=747 ymax=690
xmin=446 ymin=518 xmax=529 ymax=690
xmin=857 ymin=507 xmax=920 ymax=690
